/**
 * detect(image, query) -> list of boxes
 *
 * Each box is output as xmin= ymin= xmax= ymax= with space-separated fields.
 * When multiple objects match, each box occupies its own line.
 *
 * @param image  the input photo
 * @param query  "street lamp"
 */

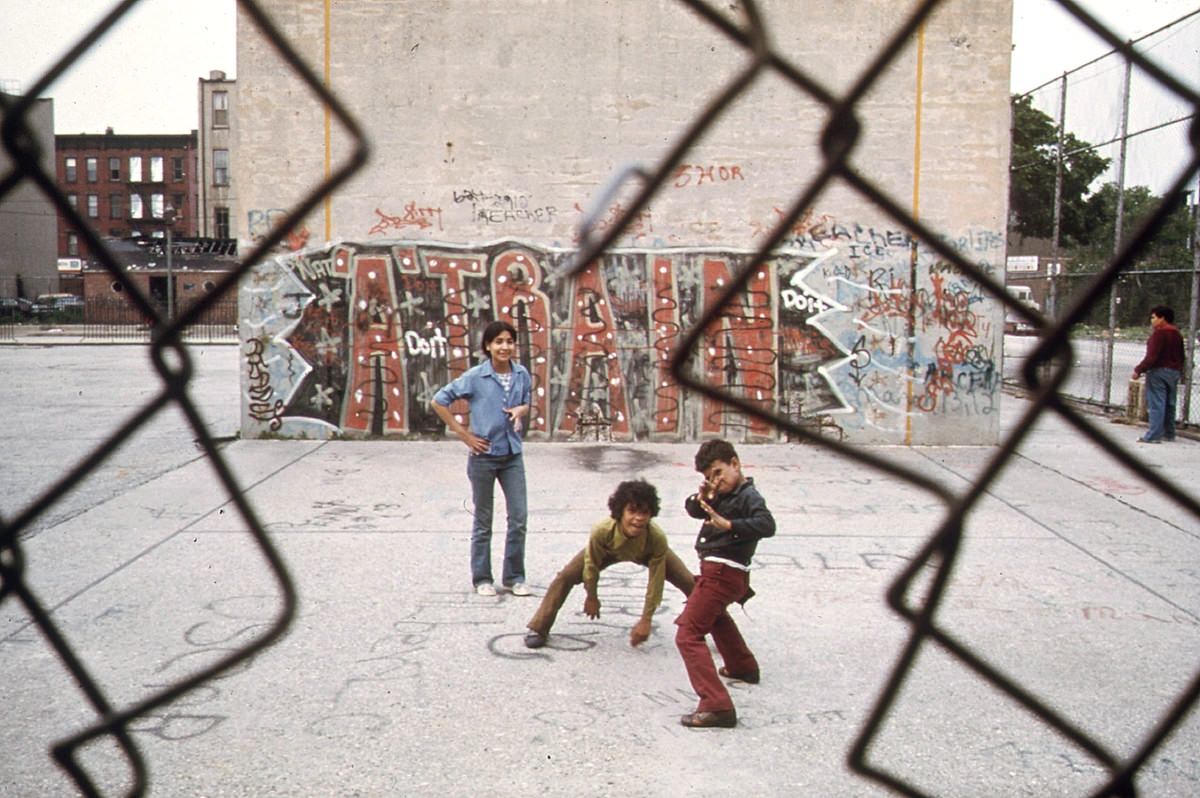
xmin=164 ymin=205 xmax=176 ymax=321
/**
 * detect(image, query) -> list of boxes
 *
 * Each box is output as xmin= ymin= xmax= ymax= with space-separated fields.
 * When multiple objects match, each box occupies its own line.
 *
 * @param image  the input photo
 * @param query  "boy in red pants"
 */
xmin=676 ymin=439 xmax=775 ymax=729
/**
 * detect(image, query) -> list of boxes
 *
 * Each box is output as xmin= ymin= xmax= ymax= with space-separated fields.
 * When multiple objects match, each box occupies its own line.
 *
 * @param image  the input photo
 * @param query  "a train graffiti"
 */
xmin=239 ymin=236 xmax=1002 ymax=443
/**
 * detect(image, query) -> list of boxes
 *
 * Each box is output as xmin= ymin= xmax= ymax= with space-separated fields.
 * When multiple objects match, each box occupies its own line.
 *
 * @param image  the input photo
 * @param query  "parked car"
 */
xmin=31 ymin=293 xmax=84 ymax=320
xmin=0 ymin=297 xmax=33 ymax=320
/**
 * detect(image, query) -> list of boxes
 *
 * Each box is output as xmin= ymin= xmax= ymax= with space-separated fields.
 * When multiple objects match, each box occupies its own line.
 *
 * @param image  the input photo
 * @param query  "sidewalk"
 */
xmin=3 ymin=376 xmax=1200 ymax=795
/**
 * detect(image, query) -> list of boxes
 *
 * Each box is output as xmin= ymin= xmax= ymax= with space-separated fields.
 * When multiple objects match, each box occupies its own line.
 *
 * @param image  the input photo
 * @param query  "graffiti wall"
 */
xmin=240 ymin=230 xmax=1002 ymax=444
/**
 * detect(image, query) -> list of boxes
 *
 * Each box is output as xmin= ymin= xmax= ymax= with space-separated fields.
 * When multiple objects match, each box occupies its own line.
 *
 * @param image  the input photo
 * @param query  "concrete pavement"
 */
xmin=3 ymin=343 xmax=1200 ymax=796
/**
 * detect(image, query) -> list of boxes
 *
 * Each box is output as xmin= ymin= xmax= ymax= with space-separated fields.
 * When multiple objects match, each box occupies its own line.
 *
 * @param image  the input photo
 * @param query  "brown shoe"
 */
xmin=719 ymin=667 xmax=760 ymax=684
xmin=680 ymin=709 xmax=737 ymax=728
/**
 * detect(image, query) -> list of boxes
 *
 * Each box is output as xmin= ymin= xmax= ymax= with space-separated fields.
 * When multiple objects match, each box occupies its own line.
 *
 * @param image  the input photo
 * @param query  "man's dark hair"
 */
xmin=694 ymin=438 xmax=738 ymax=473
xmin=1151 ymin=305 xmax=1175 ymax=324
xmin=608 ymin=479 xmax=660 ymax=520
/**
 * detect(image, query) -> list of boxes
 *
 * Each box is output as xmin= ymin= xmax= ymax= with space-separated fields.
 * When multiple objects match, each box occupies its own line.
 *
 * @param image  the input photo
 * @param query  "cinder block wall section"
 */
xmin=235 ymin=0 xmax=1012 ymax=444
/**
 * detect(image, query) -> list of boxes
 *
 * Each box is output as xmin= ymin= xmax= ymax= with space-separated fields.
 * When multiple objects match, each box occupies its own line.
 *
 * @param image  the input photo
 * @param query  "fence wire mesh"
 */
xmin=1011 ymin=7 xmax=1200 ymax=424
xmin=1 ymin=0 xmax=367 ymax=795
xmin=0 ymin=0 xmax=1198 ymax=796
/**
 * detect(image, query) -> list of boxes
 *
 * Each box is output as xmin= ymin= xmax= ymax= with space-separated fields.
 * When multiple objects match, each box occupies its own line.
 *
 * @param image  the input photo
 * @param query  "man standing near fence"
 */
xmin=1133 ymin=305 xmax=1185 ymax=444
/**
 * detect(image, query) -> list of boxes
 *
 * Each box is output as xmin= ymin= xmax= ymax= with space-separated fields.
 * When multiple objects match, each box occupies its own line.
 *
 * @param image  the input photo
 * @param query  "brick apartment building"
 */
xmin=52 ymin=75 xmax=238 ymax=321
xmin=55 ymin=129 xmax=199 ymax=265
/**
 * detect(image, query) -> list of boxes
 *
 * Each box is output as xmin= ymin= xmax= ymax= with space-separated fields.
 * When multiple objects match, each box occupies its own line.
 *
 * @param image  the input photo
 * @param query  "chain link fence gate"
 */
xmin=1 ymin=1 xmax=1199 ymax=796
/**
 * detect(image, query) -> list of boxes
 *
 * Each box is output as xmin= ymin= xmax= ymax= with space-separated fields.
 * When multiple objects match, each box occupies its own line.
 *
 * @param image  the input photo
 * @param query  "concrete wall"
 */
xmin=0 ymin=95 xmax=58 ymax=298
xmin=236 ymin=0 xmax=1012 ymax=444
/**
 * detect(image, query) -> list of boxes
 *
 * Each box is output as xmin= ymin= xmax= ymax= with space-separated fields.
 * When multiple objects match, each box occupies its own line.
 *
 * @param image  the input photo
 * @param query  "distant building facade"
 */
xmin=54 ymin=129 xmax=199 ymax=266
xmin=197 ymin=70 xmax=235 ymax=242
xmin=0 ymin=93 xmax=57 ymax=298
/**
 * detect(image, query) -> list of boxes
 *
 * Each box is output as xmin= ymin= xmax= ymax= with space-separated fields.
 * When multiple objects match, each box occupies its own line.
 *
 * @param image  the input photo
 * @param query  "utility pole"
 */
xmin=1049 ymin=73 xmax=1067 ymax=320
xmin=1103 ymin=51 xmax=1133 ymax=406
xmin=164 ymin=205 xmax=176 ymax=321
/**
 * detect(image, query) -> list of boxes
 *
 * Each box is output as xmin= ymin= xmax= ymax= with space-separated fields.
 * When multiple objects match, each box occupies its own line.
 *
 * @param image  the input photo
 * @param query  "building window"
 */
xmin=86 ymin=157 xmax=98 ymax=183
xmin=64 ymin=156 xmax=77 ymax=182
xmin=213 ymin=91 xmax=229 ymax=127
xmin=67 ymin=232 xmax=78 ymax=256
xmin=172 ymin=157 xmax=184 ymax=181
xmin=213 ymin=149 xmax=229 ymax=186
xmin=215 ymin=206 xmax=230 ymax=239
xmin=129 ymin=156 xmax=142 ymax=182
xmin=87 ymin=194 xmax=99 ymax=218
xmin=109 ymin=156 xmax=121 ymax=181
xmin=151 ymin=193 xmax=164 ymax=218
xmin=110 ymin=194 xmax=123 ymax=219
xmin=172 ymin=193 xmax=184 ymax=211
xmin=130 ymin=194 xmax=144 ymax=219
xmin=150 ymin=156 xmax=164 ymax=183
xmin=67 ymin=193 xmax=77 ymax=209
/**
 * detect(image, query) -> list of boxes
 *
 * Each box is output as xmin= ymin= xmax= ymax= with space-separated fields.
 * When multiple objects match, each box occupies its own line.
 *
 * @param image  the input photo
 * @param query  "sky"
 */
xmin=0 ymin=0 xmax=236 ymax=134
xmin=1010 ymin=0 xmax=1199 ymax=93
xmin=0 ymin=0 xmax=1194 ymax=133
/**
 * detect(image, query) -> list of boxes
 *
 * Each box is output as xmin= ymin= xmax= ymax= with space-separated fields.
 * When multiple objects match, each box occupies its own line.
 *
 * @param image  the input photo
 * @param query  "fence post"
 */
xmin=1049 ymin=73 xmax=1068 ymax=320
xmin=1103 ymin=49 xmax=1133 ymax=406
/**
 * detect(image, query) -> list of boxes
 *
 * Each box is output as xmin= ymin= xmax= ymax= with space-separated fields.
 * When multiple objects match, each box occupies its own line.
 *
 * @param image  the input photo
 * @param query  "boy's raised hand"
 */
xmin=697 ymin=497 xmax=732 ymax=532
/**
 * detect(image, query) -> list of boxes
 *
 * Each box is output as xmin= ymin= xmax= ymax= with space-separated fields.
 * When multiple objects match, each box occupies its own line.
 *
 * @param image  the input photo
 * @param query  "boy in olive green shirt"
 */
xmin=525 ymin=480 xmax=693 ymax=648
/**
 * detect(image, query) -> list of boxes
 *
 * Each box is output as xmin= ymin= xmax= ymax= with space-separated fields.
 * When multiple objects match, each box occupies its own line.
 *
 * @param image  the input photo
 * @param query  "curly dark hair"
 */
xmin=607 ymin=479 xmax=661 ymax=520
xmin=694 ymin=438 xmax=738 ymax=473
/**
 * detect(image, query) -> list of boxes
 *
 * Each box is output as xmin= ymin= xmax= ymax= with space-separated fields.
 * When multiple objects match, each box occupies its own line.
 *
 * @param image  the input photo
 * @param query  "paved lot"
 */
xmin=3 ymin=341 xmax=1200 ymax=797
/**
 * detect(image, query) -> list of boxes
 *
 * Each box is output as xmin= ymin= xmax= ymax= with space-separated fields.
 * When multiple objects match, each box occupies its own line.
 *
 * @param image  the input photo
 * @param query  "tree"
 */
xmin=1008 ymin=93 xmax=1110 ymax=244
xmin=1073 ymin=183 xmax=1194 ymax=326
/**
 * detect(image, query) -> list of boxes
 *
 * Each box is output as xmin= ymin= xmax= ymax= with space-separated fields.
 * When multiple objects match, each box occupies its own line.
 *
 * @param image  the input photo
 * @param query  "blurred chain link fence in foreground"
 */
xmin=1 ymin=1 xmax=1198 ymax=796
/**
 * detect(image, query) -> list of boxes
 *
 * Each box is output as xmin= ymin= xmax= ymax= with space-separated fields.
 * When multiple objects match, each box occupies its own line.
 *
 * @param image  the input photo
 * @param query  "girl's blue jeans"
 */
xmin=467 ymin=452 xmax=527 ymax=587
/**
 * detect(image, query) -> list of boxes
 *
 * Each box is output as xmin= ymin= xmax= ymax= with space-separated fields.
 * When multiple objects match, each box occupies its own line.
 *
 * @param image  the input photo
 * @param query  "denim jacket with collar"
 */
xmin=433 ymin=359 xmax=532 ymax=456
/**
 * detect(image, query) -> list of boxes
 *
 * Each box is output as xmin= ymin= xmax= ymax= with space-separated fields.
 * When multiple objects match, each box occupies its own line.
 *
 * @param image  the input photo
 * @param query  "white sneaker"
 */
xmin=510 ymin=582 xmax=532 ymax=597
xmin=475 ymin=582 xmax=497 ymax=596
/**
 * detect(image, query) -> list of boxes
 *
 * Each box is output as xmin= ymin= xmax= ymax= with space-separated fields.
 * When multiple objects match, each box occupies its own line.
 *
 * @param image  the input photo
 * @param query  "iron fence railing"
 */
xmin=1 ymin=1 xmax=1198 ymax=797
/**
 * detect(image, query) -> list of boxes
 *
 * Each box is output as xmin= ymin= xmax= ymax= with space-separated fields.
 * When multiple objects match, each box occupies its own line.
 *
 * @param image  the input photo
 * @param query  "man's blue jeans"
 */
xmin=467 ymin=452 xmax=527 ymax=587
xmin=1144 ymin=367 xmax=1181 ymax=441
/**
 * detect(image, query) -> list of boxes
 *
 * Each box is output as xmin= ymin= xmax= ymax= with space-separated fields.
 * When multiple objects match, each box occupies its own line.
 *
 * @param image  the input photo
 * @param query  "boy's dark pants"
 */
xmin=674 ymin=560 xmax=757 ymax=713
xmin=526 ymin=549 xmax=694 ymax=636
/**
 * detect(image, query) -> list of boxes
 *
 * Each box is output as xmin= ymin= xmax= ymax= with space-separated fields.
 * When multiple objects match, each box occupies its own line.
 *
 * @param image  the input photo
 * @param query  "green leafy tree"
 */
xmin=1073 ymin=183 xmax=1194 ymax=326
xmin=1008 ymin=93 xmax=1110 ymax=244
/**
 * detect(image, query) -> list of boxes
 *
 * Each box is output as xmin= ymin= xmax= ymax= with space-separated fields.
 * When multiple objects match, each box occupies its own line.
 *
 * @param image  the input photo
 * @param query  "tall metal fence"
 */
xmin=1 ymin=1 xmax=1199 ymax=797
xmin=1009 ymin=9 xmax=1200 ymax=423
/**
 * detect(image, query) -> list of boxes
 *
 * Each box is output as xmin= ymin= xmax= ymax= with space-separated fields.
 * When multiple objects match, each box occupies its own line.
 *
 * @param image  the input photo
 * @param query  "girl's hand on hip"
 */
xmin=460 ymin=430 xmax=490 ymax=454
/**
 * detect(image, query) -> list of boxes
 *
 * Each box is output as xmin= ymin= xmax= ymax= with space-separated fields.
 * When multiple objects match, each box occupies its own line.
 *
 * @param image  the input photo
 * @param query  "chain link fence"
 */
xmin=1009 ymin=8 xmax=1200 ymax=424
xmin=1 ymin=1 xmax=1199 ymax=796
xmin=1 ymin=1 xmax=366 ymax=794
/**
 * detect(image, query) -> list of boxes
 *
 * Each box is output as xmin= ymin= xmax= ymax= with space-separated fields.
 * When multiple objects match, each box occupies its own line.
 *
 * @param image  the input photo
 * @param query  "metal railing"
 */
xmin=1 ymin=1 xmax=1197 ymax=796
